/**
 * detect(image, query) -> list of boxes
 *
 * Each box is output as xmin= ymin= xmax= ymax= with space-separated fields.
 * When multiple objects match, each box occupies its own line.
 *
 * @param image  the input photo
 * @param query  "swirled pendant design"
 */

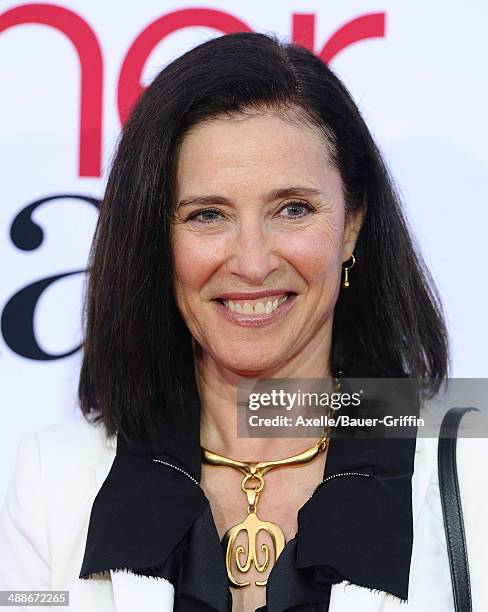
xmin=222 ymin=510 xmax=286 ymax=587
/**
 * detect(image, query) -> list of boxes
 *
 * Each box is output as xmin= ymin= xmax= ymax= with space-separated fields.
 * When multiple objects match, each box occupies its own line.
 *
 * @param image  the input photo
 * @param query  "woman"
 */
xmin=0 ymin=32 xmax=486 ymax=612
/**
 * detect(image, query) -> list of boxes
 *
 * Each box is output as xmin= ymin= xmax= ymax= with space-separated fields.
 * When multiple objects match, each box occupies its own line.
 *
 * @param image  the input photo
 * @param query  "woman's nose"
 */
xmin=228 ymin=220 xmax=280 ymax=284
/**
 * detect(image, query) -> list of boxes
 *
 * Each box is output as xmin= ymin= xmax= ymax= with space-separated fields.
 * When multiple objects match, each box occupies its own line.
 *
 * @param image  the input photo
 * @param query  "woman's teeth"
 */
xmin=222 ymin=294 xmax=289 ymax=315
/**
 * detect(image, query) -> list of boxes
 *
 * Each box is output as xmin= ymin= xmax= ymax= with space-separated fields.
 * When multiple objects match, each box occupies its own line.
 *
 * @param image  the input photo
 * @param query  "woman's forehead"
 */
xmin=175 ymin=113 xmax=336 ymax=199
xmin=178 ymin=111 xmax=327 ymax=158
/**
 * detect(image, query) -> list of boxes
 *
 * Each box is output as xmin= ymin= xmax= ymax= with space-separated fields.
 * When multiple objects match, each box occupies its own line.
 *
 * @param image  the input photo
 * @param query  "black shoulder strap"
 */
xmin=438 ymin=406 xmax=478 ymax=612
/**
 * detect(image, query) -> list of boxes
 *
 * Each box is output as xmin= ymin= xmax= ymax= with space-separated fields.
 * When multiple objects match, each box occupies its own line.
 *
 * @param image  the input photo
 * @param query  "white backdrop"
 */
xmin=1 ymin=0 xmax=487 ymax=502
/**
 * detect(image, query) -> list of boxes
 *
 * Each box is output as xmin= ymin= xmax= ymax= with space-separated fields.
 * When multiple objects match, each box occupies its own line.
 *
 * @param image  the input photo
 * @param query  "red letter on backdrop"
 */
xmin=0 ymin=7 xmax=385 ymax=176
xmin=0 ymin=3 xmax=103 ymax=177
xmin=292 ymin=12 xmax=386 ymax=63
xmin=117 ymin=8 xmax=252 ymax=124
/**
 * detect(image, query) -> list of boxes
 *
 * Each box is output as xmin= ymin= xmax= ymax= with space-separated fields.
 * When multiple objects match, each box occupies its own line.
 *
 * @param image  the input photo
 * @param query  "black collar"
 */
xmin=79 ymin=369 xmax=417 ymax=611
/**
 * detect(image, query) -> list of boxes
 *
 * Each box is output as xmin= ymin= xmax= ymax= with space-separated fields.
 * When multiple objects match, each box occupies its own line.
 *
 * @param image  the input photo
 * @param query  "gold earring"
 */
xmin=342 ymin=254 xmax=356 ymax=288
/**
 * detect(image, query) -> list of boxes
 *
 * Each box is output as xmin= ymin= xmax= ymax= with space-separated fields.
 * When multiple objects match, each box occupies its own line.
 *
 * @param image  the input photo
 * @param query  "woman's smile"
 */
xmin=212 ymin=291 xmax=298 ymax=328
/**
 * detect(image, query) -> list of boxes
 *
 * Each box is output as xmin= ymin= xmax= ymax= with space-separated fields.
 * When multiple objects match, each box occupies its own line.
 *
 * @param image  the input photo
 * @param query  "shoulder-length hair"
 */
xmin=79 ymin=32 xmax=449 ymax=443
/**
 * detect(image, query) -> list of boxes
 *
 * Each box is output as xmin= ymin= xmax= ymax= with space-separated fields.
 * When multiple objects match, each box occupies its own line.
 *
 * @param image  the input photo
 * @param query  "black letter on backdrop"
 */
xmin=2 ymin=194 xmax=100 ymax=360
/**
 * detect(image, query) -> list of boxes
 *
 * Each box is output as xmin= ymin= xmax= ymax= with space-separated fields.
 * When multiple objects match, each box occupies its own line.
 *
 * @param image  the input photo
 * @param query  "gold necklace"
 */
xmin=201 ymin=426 xmax=330 ymax=588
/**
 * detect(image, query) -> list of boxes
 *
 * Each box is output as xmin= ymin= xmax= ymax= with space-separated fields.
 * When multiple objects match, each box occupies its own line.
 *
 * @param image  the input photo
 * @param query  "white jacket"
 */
xmin=0 ymin=411 xmax=487 ymax=611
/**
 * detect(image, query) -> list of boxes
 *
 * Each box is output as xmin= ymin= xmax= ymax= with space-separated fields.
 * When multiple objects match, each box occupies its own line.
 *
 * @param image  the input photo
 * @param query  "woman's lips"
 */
xmin=212 ymin=292 xmax=297 ymax=328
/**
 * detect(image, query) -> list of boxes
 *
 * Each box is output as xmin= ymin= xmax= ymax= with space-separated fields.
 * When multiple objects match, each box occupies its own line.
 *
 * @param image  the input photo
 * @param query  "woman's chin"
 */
xmin=213 ymin=352 xmax=285 ymax=377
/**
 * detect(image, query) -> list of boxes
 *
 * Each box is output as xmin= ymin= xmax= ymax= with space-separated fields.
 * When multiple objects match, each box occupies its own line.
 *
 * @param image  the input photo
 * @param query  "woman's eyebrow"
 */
xmin=177 ymin=186 xmax=324 ymax=208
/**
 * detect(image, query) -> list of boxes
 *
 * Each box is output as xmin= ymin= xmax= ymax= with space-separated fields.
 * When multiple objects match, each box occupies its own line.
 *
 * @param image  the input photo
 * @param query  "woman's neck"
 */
xmin=195 ymin=345 xmax=332 ymax=460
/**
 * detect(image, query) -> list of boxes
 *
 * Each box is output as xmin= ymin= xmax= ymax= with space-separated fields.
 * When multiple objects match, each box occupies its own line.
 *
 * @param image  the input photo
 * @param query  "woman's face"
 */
xmin=171 ymin=111 xmax=363 ymax=376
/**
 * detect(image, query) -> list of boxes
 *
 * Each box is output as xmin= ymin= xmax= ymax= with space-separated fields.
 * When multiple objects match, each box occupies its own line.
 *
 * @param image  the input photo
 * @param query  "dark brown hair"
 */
xmin=79 ymin=32 xmax=450 ymax=443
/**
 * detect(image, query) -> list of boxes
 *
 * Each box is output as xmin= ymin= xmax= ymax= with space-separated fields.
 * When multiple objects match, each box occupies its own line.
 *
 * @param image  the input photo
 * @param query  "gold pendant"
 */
xmin=201 ymin=429 xmax=332 ymax=588
xmin=221 ymin=472 xmax=285 ymax=587
xmin=222 ymin=509 xmax=286 ymax=587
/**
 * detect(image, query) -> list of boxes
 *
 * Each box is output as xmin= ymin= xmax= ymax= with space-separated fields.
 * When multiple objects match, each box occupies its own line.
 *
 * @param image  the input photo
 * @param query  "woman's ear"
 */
xmin=341 ymin=205 xmax=366 ymax=262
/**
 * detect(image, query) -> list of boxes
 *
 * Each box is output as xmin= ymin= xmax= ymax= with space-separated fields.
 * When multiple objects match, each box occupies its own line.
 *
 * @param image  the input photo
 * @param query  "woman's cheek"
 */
xmin=172 ymin=233 xmax=230 ymax=321
xmin=283 ymin=225 xmax=342 ymax=283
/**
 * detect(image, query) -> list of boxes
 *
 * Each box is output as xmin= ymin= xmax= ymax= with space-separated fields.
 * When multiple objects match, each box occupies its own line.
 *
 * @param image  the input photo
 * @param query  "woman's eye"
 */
xmin=277 ymin=201 xmax=314 ymax=220
xmin=187 ymin=208 xmax=224 ymax=224
xmin=185 ymin=201 xmax=314 ymax=224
